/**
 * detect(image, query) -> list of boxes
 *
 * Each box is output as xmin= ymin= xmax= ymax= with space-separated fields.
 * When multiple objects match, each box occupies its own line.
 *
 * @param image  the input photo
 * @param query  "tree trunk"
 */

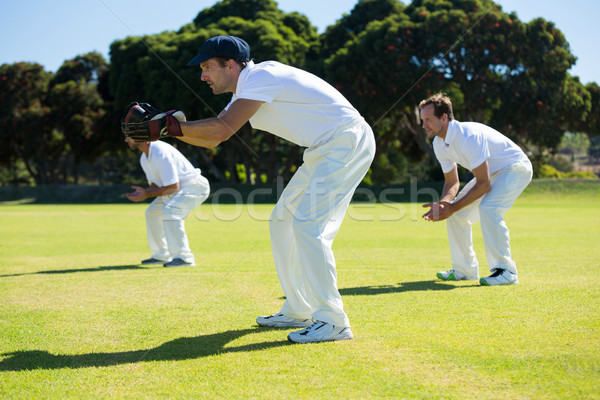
xmin=197 ymin=149 xmax=226 ymax=182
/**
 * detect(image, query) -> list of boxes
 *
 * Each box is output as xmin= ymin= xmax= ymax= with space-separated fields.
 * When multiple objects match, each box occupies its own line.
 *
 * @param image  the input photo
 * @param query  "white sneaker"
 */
xmin=163 ymin=258 xmax=195 ymax=267
xmin=287 ymin=321 xmax=353 ymax=344
xmin=141 ymin=257 xmax=168 ymax=265
xmin=436 ymin=269 xmax=479 ymax=281
xmin=256 ymin=313 xmax=312 ymax=328
xmin=480 ymin=269 xmax=519 ymax=286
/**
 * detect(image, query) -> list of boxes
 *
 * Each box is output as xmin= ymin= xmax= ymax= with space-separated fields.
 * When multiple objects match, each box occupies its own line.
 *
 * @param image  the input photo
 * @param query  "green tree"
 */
xmin=46 ymin=80 xmax=104 ymax=183
xmin=559 ymin=132 xmax=590 ymax=156
xmin=589 ymin=136 xmax=600 ymax=165
xmin=109 ymin=0 xmax=320 ymax=183
xmin=324 ymin=12 xmax=433 ymax=183
xmin=324 ymin=0 xmax=585 ymax=183
xmin=50 ymin=53 xmax=113 ymax=183
xmin=490 ymin=17 xmax=585 ymax=152
xmin=0 ymin=62 xmax=54 ymax=184
xmin=319 ymin=0 xmax=403 ymax=74
xmin=52 ymin=52 xmax=108 ymax=85
xmin=323 ymin=0 xmax=444 ymax=183
xmin=580 ymin=82 xmax=600 ymax=137
xmin=0 ymin=54 xmax=112 ymax=185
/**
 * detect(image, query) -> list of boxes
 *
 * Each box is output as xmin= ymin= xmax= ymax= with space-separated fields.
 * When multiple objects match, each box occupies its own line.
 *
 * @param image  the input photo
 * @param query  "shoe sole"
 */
xmin=259 ymin=323 xmax=312 ymax=328
xmin=479 ymin=278 xmax=519 ymax=286
xmin=256 ymin=321 xmax=312 ymax=328
xmin=164 ymin=263 xmax=195 ymax=267
xmin=437 ymin=273 xmax=479 ymax=281
xmin=287 ymin=333 xmax=354 ymax=344
xmin=437 ymin=272 xmax=456 ymax=281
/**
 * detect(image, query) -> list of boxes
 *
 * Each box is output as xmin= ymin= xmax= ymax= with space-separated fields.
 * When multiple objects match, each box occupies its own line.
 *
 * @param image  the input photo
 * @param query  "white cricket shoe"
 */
xmin=141 ymin=257 xmax=168 ymax=265
xmin=256 ymin=313 xmax=312 ymax=328
xmin=436 ymin=269 xmax=479 ymax=281
xmin=163 ymin=258 xmax=195 ymax=267
xmin=287 ymin=321 xmax=353 ymax=344
xmin=480 ymin=269 xmax=519 ymax=286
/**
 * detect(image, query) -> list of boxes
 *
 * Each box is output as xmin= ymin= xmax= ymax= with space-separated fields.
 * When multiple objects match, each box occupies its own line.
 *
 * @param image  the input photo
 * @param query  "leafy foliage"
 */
xmin=0 ymin=54 xmax=115 ymax=184
xmin=1 ymin=0 xmax=598 ymax=186
xmin=108 ymin=0 xmax=319 ymax=184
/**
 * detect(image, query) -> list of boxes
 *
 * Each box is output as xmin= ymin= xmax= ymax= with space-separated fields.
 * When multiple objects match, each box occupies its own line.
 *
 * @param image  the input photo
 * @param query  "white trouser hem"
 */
xmin=145 ymin=182 xmax=209 ymax=263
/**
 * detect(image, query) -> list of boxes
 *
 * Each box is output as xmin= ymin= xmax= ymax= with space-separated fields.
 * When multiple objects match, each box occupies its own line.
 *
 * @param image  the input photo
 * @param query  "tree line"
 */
xmin=1 ymin=0 xmax=598 ymax=186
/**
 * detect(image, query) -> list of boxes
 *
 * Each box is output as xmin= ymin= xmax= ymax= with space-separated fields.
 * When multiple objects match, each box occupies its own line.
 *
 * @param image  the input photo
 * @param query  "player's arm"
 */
xmin=447 ymin=160 xmax=491 ymax=214
xmin=440 ymin=166 xmax=460 ymax=203
xmin=145 ymin=182 xmax=180 ymax=198
xmin=126 ymin=182 xmax=180 ymax=202
xmin=178 ymin=98 xmax=264 ymax=148
xmin=422 ymin=162 xmax=491 ymax=221
xmin=422 ymin=166 xmax=460 ymax=221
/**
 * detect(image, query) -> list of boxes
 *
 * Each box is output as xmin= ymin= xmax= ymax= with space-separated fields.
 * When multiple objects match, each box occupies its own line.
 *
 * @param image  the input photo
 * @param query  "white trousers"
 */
xmin=447 ymin=159 xmax=533 ymax=277
xmin=146 ymin=177 xmax=210 ymax=263
xmin=269 ymin=118 xmax=376 ymax=328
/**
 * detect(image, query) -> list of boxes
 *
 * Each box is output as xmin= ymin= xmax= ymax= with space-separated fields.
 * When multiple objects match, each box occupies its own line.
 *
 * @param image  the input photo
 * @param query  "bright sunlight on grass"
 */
xmin=1 ymin=182 xmax=599 ymax=399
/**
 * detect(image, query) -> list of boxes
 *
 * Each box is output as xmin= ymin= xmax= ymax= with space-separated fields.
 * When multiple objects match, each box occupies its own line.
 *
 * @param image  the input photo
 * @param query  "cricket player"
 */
xmin=125 ymin=138 xmax=210 ymax=267
xmin=419 ymin=93 xmax=533 ymax=286
xmin=122 ymin=35 xmax=375 ymax=343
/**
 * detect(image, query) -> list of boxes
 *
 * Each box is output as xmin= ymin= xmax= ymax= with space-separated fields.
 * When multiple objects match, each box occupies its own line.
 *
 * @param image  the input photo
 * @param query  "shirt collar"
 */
xmin=144 ymin=142 xmax=154 ymax=160
xmin=236 ymin=60 xmax=255 ymax=96
xmin=444 ymin=120 xmax=460 ymax=146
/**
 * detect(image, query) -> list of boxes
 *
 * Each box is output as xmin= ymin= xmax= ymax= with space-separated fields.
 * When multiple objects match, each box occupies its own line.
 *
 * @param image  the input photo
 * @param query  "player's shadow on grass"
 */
xmin=340 ymin=280 xmax=477 ymax=296
xmin=0 ymin=265 xmax=147 ymax=278
xmin=0 ymin=327 xmax=290 ymax=371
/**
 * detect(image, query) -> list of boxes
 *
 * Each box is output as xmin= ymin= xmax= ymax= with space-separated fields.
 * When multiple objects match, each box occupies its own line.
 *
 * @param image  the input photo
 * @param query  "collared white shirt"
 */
xmin=227 ymin=60 xmax=361 ymax=148
xmin=433 ymin=120 xmax=527 ymax=174
xmin=140 ymin=140 xmax=201 ymax=187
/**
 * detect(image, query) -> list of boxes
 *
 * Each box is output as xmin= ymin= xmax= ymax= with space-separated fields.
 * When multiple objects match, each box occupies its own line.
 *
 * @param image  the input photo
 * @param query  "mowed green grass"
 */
xmin=0 ymin=183 xmax=599 ymax=399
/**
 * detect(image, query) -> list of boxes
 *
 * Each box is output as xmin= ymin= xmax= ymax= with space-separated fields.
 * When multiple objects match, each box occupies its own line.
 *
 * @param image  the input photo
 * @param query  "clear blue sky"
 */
xmin=0 ymin=0 xmax=597 ymax=84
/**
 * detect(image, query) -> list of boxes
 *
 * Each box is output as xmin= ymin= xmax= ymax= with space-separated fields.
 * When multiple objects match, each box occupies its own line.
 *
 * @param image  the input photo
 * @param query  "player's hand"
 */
xmin=121 ymin=102 xmax=186 ymax=141
xmin=422 ymin=201 xmax=454 ymax=221
xmin=126 ymin=185 xmax=147 ymax=202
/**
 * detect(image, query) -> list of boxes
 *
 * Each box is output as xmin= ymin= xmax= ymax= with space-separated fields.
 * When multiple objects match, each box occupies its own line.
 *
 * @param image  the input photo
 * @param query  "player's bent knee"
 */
xmin=291 ymin=217 xmax=320 ymax=240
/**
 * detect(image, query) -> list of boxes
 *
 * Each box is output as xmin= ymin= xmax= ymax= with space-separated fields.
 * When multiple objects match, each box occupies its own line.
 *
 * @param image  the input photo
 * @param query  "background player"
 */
xmin=419 ymin=93 xmax=533 ymax=286
xmin=125 ymin=137 xmax=210 ymax=267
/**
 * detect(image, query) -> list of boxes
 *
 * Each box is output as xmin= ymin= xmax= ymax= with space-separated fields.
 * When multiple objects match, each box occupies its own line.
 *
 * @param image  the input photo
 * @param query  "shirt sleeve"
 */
xmin=433 ymin=139 xmax=457 ymax=174
xmin=154 ymin=153 xmax=179 ymax=187
xmin=237 ymin=69 xmax=281 ymax=103
xmin=140 ymin=156 xmax=152 ymax=185
xmin=465 ymin=132 xmax=490 ymax=170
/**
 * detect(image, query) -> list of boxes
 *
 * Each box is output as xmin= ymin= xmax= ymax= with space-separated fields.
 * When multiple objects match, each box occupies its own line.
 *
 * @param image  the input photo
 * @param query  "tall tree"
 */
xmin=0 ymin=62 xmax=54 ymax=184
xmin=0 ymin=54 xmax=111 ymax=185
xmin=578 ymin=82 xmax=600 ymax=137
xmin=325 ymin=0 xmax=584 ymax=182
xmin=323 ymin=0 xmax=436 ymax=183
xmin=321 ymin=0 xmax=404 ymax=55
xmin=109 ymin=0 xmax=320 ymax=183
xmin=489 ymin=16 xmax=583 ymax=152
xmin=50 ymin=53 xmax=112 ymax=183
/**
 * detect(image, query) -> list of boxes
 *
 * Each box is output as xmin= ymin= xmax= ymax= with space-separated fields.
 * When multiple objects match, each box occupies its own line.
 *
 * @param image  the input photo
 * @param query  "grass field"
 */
xmin=1 ymin=181 xmax=599 ymax=399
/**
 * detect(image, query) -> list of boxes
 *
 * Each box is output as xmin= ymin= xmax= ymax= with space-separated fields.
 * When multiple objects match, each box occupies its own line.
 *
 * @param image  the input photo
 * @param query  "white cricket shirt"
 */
xmin=140 ymin=141 xmax=201 ymax=187
xmin=228 ymin=60 xmax=361 ymax=147
xmin=433 ymin=120 xmax=527 ymax=175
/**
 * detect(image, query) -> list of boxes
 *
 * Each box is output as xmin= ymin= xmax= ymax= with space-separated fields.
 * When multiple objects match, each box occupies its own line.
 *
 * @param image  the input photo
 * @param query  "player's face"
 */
xmin=200 ymin=58 xmax=233 ymax=95
xmin=420 ymin=104 xmax=445 ymax=139
xmin=124 ymin=137 xmax=143 ymax=151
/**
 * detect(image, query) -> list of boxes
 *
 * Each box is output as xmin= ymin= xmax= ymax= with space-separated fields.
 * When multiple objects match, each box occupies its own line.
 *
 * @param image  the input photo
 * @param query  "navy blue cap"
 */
xmin=187 ymin=35 xmax=251 ymax=66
